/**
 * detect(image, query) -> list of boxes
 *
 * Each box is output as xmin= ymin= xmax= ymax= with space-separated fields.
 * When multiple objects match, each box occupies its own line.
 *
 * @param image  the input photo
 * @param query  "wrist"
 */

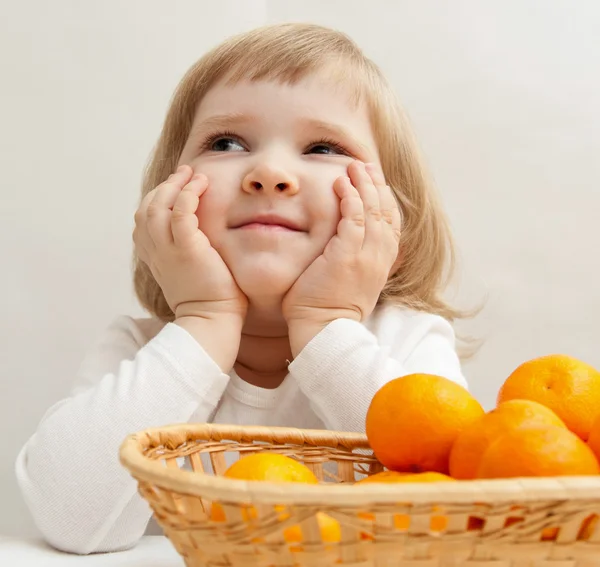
xmin=175 ymin=312 xmax=245 ymax=329
xmin=175 ymin=300 xmax=247 ymax=322
xmin=287 ymin=319 xmax=333 ymax=359
xmin=285 ymin=309 xmax=360 ymax=329
xmin=174 ymin=314 xmax=243 ymax=372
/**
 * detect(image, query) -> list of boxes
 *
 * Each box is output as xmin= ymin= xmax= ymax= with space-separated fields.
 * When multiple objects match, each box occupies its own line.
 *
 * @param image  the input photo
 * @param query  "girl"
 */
xmin=16 ymin=23 xmax=469 ymax=555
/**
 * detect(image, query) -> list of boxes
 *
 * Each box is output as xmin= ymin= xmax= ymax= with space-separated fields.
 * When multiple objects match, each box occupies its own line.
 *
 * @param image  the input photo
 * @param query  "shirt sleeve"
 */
xmin=15 ymin=316 xmax=230 ymax=555
xmin=287 ymin=308 xmax=467 ymax=433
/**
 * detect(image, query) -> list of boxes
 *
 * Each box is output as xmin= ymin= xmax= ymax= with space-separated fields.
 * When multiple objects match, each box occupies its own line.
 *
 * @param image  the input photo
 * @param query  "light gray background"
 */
xmin=1 ymin=0 xmax=598 ymax=537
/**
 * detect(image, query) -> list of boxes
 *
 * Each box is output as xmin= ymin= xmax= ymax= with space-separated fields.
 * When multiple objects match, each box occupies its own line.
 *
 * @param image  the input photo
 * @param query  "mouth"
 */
xmin=238 ymin=223 xmax=300 ymax=233
xmin=232 ymin=214 xmax=305 ymax=232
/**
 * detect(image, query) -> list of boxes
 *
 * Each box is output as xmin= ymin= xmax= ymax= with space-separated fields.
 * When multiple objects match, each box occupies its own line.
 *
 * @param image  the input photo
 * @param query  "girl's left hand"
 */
xmin=282 ymin=161 xmax=402 ymax=327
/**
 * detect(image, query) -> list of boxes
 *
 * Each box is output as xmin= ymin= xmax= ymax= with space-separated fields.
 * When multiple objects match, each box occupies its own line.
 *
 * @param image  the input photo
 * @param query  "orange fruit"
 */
xmin=366 ymin=374 xmax=484 ymax=474
xmin=355 ymin=471 xmax=408 ymax=483
xmin=579 ymin=514 xmax=599 ymax=540
xmin=211 ymin=453 xmax=318 ymax=523
xmin=449 ymin=399 xmax=567 ymax=479
xmin=222 ymin=453 xmax=319 ymax=483
xmin=283 ymin=512 xmax=341 ymax=544
xmin=587 ymin=413 xmax=600 ymax=462
xmin=541 ymin=527 xmax=560 ymax=541
xmin=356 ymin=471 xmax=454 ymax=484
xmin=356 ymin=471 xmax=455 ymax=536
xmin=535 ymin=514 xmax=598 ymax=541
xmin=210 ymin=453 xmax=340 ymax=545
xmin=497 ymin=354 xmax=600 ymax=440
xmin=476 ymin=425 xmax=600 ymax=479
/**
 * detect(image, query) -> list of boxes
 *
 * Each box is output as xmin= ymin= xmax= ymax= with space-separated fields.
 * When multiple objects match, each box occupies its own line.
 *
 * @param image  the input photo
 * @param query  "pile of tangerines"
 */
xmin=211 ymin=354 xmax=600 ymax=542
xmin=367 ymin=353 xmax=600 ymax=480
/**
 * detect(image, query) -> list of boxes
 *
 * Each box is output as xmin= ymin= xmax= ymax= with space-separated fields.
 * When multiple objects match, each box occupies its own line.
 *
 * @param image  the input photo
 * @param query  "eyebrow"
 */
xmin=298 ymin=118 xmax=372 ymax=156
xmin=191 ymin=112 xmax=256 ymax=135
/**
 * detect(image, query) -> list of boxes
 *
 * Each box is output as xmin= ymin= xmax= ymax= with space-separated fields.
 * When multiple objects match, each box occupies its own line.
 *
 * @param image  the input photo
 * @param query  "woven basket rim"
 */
xmin=119 ymin=423 xmax=600 ymax=506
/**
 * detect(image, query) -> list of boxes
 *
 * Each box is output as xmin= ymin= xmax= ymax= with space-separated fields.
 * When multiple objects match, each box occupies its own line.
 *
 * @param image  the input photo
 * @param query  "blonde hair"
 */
xmin=134 ymin=23 xmax=469 ymax=324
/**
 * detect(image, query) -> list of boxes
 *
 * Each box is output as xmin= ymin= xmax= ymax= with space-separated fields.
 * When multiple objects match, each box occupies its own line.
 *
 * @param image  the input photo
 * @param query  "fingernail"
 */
xmin=176 ymin=165 xmax=186 ymax=172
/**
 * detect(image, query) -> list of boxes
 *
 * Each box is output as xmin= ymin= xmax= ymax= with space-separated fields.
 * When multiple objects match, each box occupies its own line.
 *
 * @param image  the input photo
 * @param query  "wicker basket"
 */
xmin=119 ymin=423 xmax=600 ymax=567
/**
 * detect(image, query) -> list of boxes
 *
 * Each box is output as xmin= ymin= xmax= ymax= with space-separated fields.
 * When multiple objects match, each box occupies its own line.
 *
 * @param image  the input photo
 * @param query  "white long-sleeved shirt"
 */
xmin=15 ymin=303 xmax=467 ymax=555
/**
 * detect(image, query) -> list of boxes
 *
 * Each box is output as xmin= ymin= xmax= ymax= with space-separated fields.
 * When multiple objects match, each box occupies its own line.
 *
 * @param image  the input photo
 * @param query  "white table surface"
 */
xmin=0 ymin=535 xmax=183 ymax=566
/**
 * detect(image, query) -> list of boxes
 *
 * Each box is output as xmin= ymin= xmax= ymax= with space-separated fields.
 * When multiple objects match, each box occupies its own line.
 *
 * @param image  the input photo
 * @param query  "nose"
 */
xmin=242 ymin=162 xmax=299 ymax=196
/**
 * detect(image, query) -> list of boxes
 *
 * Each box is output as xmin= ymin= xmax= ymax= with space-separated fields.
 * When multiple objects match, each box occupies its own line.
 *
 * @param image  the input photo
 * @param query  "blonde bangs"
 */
xmin=222 ymin=24 xmax=362 ymax=84
xmin=134 ymin=23 xmax=471 ymax=330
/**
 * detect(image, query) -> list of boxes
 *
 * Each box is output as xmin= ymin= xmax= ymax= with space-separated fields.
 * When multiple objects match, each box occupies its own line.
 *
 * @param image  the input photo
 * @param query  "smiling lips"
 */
xmin=241 ymin=223 xmax=298 ymax=233
xmin=233 ymin=214 xmax=305 ymax=232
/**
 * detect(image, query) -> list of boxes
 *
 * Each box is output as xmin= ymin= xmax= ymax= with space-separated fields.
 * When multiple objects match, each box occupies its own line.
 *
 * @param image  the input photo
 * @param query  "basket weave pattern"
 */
xmin=120 ymin=423 xmax=600 ymax=567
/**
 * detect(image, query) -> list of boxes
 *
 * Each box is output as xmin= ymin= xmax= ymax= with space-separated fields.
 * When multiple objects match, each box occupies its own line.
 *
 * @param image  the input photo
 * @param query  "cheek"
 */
xmin=194 ymin=184 xmax=230 ymax=243
xmin=308 ymin=182 xmax=341 ymax=239
xmin=192 ymin=160 xmax=240 ymax=215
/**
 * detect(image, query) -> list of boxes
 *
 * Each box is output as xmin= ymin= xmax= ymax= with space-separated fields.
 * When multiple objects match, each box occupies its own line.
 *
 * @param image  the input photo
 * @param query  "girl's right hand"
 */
xmin=133 ymin=165 xmax=248 ymax=322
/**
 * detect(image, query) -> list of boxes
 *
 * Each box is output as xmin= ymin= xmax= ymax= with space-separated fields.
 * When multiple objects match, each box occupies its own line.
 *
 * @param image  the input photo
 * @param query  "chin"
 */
xmin=233 ymin=264 xmax=302 ymax=300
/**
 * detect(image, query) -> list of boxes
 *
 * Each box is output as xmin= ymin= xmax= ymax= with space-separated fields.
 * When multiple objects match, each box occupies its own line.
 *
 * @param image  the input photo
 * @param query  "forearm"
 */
xmin=289 ymin=319 xmax=402 ymax=432
xmin=16 ymin=323 xmax=230 ymax=554
xmin=288 ymin=320 xmax=330 ymax=359
xmin=288 ymin=311 xmax=357 ymax=358
xmin=175 ymin=313 xmax=243 ymax=372
xmin=288 ymin=315 xmax=465 ymax=433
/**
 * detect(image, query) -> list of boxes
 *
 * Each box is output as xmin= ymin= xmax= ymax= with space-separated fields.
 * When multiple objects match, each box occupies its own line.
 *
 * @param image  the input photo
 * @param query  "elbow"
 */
xmin=19 ymin=496 xmax=141 ymax=555
xmin=23 ymin=506 xmax=140 ymax=555
xmin=40 ymin=532 xmax=109 ymax=556
xmin=15 ymin=446 xmax=140 ymax=555
xmin=43 ymin=535 xmax=138 ymax=556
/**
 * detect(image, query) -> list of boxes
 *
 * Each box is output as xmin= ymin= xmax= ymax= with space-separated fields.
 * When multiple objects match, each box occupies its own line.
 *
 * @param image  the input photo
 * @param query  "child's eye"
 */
xmin=211 ymin=137 xmax=246 ymax=152
xmin=305 ymin=139 xmax=349 ymax=156
xmin=199 ymin=131 xmax=247 ymax=152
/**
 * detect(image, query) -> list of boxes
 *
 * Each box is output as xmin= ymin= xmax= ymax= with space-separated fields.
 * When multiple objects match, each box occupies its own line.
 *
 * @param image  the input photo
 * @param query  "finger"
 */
xmin=132 ymin=226 xmax=151 ymax=265
xmin=164 ymin=164 xmax=195 ymax=196
xmin=134 ymin=188 xmax=161 ymax=256
xmin=171 ymin=173 xmax=209 ymax=247
xmin=327 ymin=175 xmax=365 ymax=257
xmin=145 ymin=166 xmax=194 ymax=247
xmin=150 ymin=165 xmax=196 ymax=213
xmin=137 ymin=164 xmax=192 ymax=213
xmin=348 ymin=161 xmax=382 ymax=252
xmin=364 ymin=161 xmax=386 ymax=189
xmin=366 ymin=163 xmax=402 ymax=248
xmin=389 ymin=203 xmax=402 ymax=245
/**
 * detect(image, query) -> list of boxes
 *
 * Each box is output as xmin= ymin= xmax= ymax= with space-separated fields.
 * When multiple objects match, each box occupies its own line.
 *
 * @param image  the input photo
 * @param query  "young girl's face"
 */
xmin=178 ymin=70 xmax=381 ymax=301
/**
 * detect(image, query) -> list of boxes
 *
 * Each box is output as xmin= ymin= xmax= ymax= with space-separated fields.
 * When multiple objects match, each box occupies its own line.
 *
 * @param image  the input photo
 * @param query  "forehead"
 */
xmin=193 ymin=71 xmax=373 ymax=138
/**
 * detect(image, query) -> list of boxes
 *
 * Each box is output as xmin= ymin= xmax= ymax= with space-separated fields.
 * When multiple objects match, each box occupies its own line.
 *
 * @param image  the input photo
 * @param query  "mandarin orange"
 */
xmin=210 ymin=453 xmax=318 ymax=523
xmin=476 ymin=425 xmax=600 ymax=479
xmin=449 ymin=399 xmax=566 ymax=479
xmin=497 ymin=354 xmax=600 ymax=440
xmin=356 ymin=471 xmax=454 ymax=537
xmin=587 ymin=413 xmax=600 ymax=462
xmin=366 ymin=374 xmax=484 ymax=474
